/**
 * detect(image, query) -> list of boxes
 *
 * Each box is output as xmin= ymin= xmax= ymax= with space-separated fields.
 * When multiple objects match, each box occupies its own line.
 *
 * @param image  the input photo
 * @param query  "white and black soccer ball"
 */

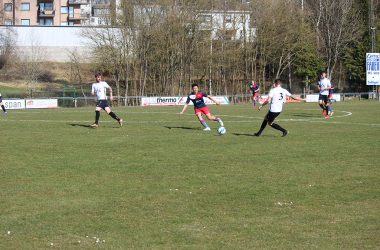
xmin=217 ymin=126 xmax=226 ymax=135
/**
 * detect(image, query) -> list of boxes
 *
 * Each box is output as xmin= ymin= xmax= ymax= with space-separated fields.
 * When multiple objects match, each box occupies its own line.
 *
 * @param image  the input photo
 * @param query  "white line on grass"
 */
xmin=1 ymin=109 xmax=379 ymax=127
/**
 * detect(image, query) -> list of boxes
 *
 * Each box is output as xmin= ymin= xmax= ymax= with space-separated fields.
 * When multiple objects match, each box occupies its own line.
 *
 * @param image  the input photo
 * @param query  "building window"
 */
xmin=39 ymin=2 xmax=53 ymax=11
xmin=61 ymin=6 xmax=68 ymax=14
xmin=40 ymin=18 xmax=53 ymax=26
xmin=201 ymin=15 xmax=212 ymax=23
xmin=21 ymin=19 xmax=30 ymax=25
xmin=225 ymin=15 xmax=232 ymax=23
xmin=93 ymin=8 xmax=110 ymax=17
xmin=68 ymin=6 xmax=74 ymax=17
xmin=4 ymin=19 xmax=13 ymax=25
xmin=21 ymin=2 xmax=30 ymax=11
xmin=4 ymin=3 xmax=12 ymax=11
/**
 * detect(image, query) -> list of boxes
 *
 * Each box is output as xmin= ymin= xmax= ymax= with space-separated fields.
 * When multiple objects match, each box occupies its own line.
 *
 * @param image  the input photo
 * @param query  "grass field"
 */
xmin=0 ymin=101 xmax=379 ymax=249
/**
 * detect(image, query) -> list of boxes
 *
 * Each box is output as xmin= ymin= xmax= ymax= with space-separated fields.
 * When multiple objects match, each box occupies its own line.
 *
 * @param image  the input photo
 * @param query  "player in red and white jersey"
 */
xmin=90 ymin=73 xmax=123 ymax=128
xmin=180 ymin=83 xmax=224 ymax=131
xmin=254 ymin=79 xmax=303 ymax=137
xmin=249 ymin=80 xmax=260 ymax=107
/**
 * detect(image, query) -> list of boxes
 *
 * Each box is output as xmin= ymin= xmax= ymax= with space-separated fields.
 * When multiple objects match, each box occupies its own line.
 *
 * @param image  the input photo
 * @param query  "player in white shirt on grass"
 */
xmin=0 ymin=93 xmax=7 ymax=114
xmin=254 ymin=79 xmax=303 ymax=137
xmin=90 ymin=73 xmax=123 ymax=128
xmin=318 ymin=71 xmax=333 ymax=118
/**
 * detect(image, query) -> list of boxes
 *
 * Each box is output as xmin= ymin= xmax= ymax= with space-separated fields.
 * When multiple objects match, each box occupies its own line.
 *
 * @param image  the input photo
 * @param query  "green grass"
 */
xmin=0 ymin=101 xmax=379 ymax=249
xmin=0 ymin=84 xmax=27 ymax=96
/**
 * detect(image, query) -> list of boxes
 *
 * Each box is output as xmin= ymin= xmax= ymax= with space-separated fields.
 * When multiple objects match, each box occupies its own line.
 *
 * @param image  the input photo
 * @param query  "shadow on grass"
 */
xmin=69 ymin=123 xmax=92 ymax=128
xmin=288 ymin=113 xmax=320 ymax=118
xmin=164 ymin=126 xmax=200 ymax=130
xmin=232 ymin=132 xmax=255 ymax=137
xmin=232 ymin=132 xmax=278 ymax=137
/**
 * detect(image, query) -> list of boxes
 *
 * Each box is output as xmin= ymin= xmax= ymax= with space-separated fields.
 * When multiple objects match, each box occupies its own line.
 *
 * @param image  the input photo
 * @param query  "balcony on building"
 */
xmin=92 ymin=0 xmax=111 ymax=7
xmin=68 ymin=13 xmax=90 ymax=21
xmin=68 ymin=0 xmax=89 ymax=5
xmin=39 ymin=9 xmax=55 ymax=17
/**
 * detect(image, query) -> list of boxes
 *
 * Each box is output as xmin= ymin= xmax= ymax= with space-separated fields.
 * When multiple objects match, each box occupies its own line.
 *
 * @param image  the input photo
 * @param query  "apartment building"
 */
xmin=198 ymin=10 xmax=253 ymax=41
xmin=0 ymin=0 xmax=116 ymax=26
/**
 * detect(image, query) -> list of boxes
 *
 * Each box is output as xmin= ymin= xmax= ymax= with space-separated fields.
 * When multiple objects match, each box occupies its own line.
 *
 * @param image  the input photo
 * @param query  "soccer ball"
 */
xmin=217 ymin=126 xmax=226 ymax=135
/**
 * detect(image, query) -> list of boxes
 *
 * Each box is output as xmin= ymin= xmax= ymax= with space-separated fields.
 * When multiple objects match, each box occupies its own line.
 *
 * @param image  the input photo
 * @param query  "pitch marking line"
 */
xmin=1 ymin=109 xmax=379 ymax=127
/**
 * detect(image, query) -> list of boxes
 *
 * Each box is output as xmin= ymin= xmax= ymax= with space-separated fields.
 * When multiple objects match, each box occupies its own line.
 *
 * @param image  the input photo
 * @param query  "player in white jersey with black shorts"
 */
xmin=318 ymin=71 xmax=332 ymax=118
xmin=90 ymin=73 xmax=123 ymax=128
xmin=0 ymin=93 xmax=7 ymax=114
xmin=254 ymin=79 xmax=303 ymax=137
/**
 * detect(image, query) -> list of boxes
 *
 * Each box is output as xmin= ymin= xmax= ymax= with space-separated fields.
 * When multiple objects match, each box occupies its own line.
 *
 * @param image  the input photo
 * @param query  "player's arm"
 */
xmin=180 ymin=97 xmax=191 ymax=114
xmin=105 ymin=84 xmax=114 ymax=101
xmin=254 ymin=85 xmax=260 ymax=93
xmin=207 ymin=96 xmax=221 ymax=105
xmin=289 ymin=95 xmax=306 ymax=102
xmin=91 ymin=85 xmax=95 ymax=96
xmin=180 ymin=103 xmax=189 ymax=114
xmin=108 ymin=87 xmax=113 ymax=101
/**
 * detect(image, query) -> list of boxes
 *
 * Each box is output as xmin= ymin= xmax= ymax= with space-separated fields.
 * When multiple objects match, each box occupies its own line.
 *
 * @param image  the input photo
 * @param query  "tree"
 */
xmin=82 ymin=26 xmax=133 ymax=105
xmin=305 ymin=0 xmax=364 ymax=79
xmin=0 ymin=27 xmax=16 ymax=70
xmin=16 ymin=32 xmax=45 ymax=95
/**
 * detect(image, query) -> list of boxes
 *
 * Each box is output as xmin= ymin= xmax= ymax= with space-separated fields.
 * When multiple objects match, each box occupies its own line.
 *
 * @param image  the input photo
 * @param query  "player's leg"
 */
xmin=267 ymin=113 xmax=287 ymax=136
xmin=318 ymin=98 xmax=326 ymax=115
xmin=254 ymin=112 xmax=270 ymax=136
xmin=327 ymin=97 xmax=334 ymax=116
xmin=0 ymin=102 xmax=6 ymax=114
xmin=105 ymin=106 xmax=123 ymax=127
xmin=252 ymin=93 xmax=258 ymax=107
xmin=91 ymin=106 xmax=102 ymax=127
xmin=324 ymin=98 xmax=330 ymax=118
xmin=328 ymin=99 xmax=334 ymax=116
xmin=205 ymin=112 xmax=224 ymax=127
xmin=196 ymin=112 xmax=210 ymax=131
xmin=251 ymin=95 xmax=255 ymax=107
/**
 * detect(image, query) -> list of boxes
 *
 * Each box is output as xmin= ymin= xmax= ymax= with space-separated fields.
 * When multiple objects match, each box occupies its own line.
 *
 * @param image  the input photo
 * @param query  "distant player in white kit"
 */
xmin=254 ymin=79 xmax=303 ymax=137
xmin=90 ymin=73 xmax=123 ymax=128
xmin=0 ymin=93 xmax=7 ymax=114
xmin=318 ymin=71 xmax=332 ymax=118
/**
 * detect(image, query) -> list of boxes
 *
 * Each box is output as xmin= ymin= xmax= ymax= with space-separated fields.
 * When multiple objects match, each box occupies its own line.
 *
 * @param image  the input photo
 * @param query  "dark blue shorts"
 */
xmin=265 ymin=111 xmax=280 ymax=123
xmin=319 ymin=94 xmax=329 ymax=104
xmin=96 ymin=100 xmax=109 ymax=110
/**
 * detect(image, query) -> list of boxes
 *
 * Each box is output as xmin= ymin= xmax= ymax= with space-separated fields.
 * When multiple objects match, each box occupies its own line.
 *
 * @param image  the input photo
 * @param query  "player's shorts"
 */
xmin=265 ymin=111 xmax=281 ymax=123
xmin=318 ymin=94 xmax=329 ymax=104
xmin=96 ymin=100 xmax=109 ymax=110
xmin=194 ymin=106 xmax=210 ymax=115
xmin=252 ymin=92 xmax=259 ymax=98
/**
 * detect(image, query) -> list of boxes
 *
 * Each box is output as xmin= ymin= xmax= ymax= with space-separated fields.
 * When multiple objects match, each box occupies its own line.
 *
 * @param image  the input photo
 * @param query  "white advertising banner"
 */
xmin=2 ymin=99 xmax=25 ymax=110
xmin=25 ymin=99 xmax=58 ymax=109
xmin=366 ymin=53 xmax=380 ymax=85
xmin=306 ymin=94 xmax=340 ymax=102
xmin=141 ymin=97 xmax=180 ymax=106
xmin=141 ymin=96 xmax=229 ymax=106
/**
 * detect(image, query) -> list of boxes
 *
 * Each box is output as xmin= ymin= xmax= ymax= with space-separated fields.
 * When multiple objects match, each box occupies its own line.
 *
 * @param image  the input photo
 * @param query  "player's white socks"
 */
xmin=200 ymin=120 xmax=209 ymax=128
xmin=215 ymin=118 xmax=224 ymax=127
